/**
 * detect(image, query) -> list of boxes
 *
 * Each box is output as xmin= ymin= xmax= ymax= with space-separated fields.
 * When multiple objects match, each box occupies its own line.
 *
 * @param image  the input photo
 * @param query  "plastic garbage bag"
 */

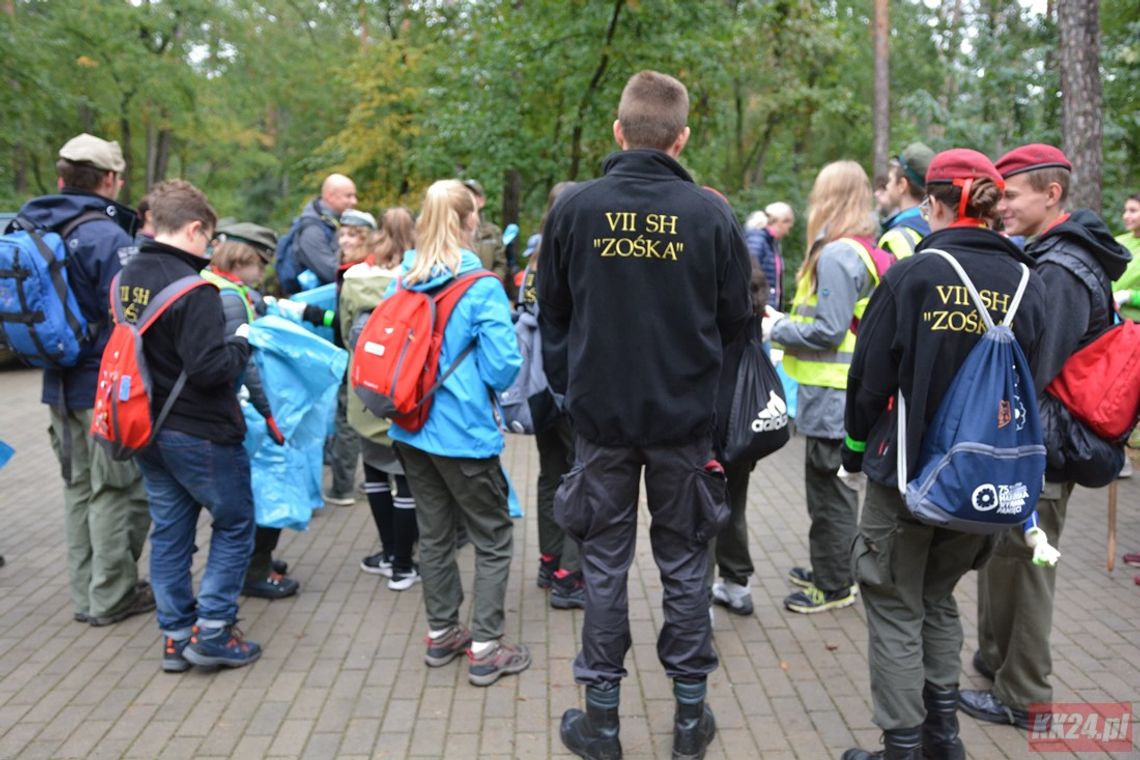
xmin=723 ymin=338 xmax=790 ymax=465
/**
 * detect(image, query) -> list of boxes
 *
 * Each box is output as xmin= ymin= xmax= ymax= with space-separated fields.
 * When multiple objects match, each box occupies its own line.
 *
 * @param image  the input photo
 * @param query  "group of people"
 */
xmin=5 ymin=63 xmax=1137 ymax=760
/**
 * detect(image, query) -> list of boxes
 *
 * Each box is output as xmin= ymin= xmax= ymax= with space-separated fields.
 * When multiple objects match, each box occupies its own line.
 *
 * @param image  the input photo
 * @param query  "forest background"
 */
xmin=0 ymin=0 xmax=1136 ymax=269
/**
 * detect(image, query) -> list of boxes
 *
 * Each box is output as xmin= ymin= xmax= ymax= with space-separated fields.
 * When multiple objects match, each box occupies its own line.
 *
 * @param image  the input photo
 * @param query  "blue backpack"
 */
xmin=898 ymin=249 xmax=1045 ymax=534
xmin=276 ymin=207 xmax=334 ymax=296
xmin=0 ymin=212 xmax=106 ymax=368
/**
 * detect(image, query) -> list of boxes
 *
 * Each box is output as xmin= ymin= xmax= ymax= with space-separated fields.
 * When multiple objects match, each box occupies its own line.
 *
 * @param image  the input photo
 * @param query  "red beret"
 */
xmin=994 ymin=144 xmax=1071 ymax=179
xmin=926 ymin=149 xmax=1004 ymax=188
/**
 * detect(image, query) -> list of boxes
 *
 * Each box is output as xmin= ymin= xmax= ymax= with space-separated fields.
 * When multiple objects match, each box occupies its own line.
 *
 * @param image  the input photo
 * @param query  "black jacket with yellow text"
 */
xmin=536 ymin=149 xmax=753 ymax=447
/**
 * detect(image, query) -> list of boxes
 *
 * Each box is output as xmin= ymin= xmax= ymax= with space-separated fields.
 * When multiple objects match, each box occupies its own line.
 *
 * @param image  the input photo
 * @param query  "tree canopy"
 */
xmin=1 ymin=0 xmax=1136 ymax=265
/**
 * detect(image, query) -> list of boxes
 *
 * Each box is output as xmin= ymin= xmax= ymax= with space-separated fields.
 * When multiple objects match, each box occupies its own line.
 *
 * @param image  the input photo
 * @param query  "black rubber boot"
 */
xmin=922 ymin=683 xmax=966 ymax=760
xmin=672 ymin=679 xmax=716 ymax=760
xmin=841 ymin=726 xmax=924 ymax=759
xmin=561 ymin=686 xmax=622 ymax=760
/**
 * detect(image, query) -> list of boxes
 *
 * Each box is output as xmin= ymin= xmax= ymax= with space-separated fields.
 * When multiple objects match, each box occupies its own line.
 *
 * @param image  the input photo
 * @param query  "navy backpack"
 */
xmin=898 ymin=249 xmax=1046 ymax=534
xmin=276 ymin=206 xmax=333 ymax=296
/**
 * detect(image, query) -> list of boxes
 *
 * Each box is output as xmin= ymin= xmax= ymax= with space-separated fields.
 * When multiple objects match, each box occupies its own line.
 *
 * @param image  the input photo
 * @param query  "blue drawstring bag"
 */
xmin=244 ymin=315 xmax=348 ymax=530
xmin=899 ymin=250 xmax=1045 ymax=534
xmin=0 ymin=440 xmax=13 ymax=469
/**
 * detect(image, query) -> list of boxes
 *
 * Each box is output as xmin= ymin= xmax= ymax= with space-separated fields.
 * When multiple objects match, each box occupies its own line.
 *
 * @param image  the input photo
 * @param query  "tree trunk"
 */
xmin=1058 ymin=0 xmax=1102 ymax=212
xmin=502 ymin=169 xmax=521 ymax=226
xmin=119 ymin=93 xmax=133 ymax=204
xmin=568 ymin=0 xmax=623 ymax=180
xmin=872 ymin=0 xmax=890 ymax=184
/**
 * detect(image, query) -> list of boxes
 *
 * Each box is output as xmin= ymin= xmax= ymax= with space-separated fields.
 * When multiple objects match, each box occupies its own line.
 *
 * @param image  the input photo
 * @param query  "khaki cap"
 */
xmin=58 ymin=133 xmax=126 ymax=173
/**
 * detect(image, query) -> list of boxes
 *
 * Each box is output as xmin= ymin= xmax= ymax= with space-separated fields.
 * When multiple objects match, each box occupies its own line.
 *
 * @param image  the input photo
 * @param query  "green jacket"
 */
xmin=338 ymin=263 xmax=398 ymax=443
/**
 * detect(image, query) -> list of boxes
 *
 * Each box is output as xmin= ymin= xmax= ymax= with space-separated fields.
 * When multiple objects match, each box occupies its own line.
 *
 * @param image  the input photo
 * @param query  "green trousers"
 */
xmin=855 ymin=480 xmax=994 ymax=730
xmin=397 ymin=444 xmax=513 ymax=642
xmin=805 ymin=436 xmax=858 ymax=592
xmin=976 ymin=481 xmax=1071 ymax=709
xmin=48 ymin=407 xmax=150 ymax=618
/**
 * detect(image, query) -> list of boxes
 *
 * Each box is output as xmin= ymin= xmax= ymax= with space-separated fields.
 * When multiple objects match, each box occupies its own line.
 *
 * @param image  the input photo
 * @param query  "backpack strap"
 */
xmin=58 ymin=210 xmax=112 ymax=240
xmin=924 ymin=248 xmax=1030 ymax=330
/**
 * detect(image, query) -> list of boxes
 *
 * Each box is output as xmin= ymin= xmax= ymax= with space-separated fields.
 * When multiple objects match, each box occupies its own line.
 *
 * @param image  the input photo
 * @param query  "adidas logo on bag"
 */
xmin=751 ymin=391 xmax=788 ymax=433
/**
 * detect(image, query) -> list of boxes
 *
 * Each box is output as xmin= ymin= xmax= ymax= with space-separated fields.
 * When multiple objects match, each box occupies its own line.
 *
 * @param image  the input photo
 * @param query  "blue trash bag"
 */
xmin=0 ymin=440 xmax=13 ymax=469
xmin=775 ymin=357 xmax=798 ymax=419
xmin=284 ymin=282 xmax=337 ymax=343
xmin=504 ymin=464 xmax=523 ymax=518
xmin=244 ymin=315 xmax=348 ymax=530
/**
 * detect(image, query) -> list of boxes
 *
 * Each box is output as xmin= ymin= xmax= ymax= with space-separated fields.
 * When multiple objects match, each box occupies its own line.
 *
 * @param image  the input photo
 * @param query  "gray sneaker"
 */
xmin=424 ymin=625 xmax=472 ymax=667
xmin=467 ymin=638 xmax=531 ymax=687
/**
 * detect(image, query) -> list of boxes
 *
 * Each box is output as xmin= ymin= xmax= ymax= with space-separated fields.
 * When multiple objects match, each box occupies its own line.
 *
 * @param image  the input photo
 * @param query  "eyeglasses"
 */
xmin=919 ymin=196 xmax=932 ymax=220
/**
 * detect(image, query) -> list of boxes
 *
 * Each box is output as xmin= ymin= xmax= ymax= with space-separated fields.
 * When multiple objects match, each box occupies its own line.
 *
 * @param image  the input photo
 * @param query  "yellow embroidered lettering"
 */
xmin=646 ymin=214 xmax=678 ymax=235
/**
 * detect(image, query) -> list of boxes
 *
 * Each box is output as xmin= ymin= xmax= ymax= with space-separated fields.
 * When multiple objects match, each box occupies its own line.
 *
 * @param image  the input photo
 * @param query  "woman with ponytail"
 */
xmin=385 ymin=179 xmax=528 ymax=687
xmin=839 ymin=150 xmax=1049 ymax=760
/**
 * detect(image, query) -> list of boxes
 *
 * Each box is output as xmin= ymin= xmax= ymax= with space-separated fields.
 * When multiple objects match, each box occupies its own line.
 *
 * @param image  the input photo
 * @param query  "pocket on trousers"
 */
xmin=553 ymin=465 xmax=592 ymax=542
xmin=692 ymin=466 xmax=730 ymax=544
xmin=851 ymin=529 xmax=896 ymax=588
xmin=91 ymin=445 xmax=141 ymax=490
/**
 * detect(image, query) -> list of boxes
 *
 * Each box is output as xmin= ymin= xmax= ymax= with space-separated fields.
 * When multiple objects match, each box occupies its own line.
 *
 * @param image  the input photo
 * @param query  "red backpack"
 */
xmin=90 ymin=273 xmax=214 ymax=459
xmin=351 ymin=271 xmax=495 ymax=433
xmin=1046 ymin=320 xmax=1140 ymax=441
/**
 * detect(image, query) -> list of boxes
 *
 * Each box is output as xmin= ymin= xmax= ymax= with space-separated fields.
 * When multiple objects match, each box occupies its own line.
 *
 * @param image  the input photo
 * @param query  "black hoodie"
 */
xmin=537 ymin=149 xmax=754 ymax=447
xmin=116 ymin=239 xmax=250 ymax=445
xmin=1026 ymin=208 xmax=1133 ymax=386
xmin=845 ymin=226 xmax=1049 ymax=486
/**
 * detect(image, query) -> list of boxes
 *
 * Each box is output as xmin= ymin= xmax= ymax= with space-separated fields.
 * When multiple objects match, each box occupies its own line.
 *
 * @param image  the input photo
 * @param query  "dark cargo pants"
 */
xmin=706 ymin=459 xmax=754 ymax=587
xmin=556 ymin=435 xmax=728 ymax=689
xmin=854 ymin=480 xmax=994 ymax=730
xmin=806 ymin=436 xmax=858 ymax=592
xmin=535 ymin=416 xmax=579 ymax=572
xmin=976 ymin=481 xmax=1071 ymax=709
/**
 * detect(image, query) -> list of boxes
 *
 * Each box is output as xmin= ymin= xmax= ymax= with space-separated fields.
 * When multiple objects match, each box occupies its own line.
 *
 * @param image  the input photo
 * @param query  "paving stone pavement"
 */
xmin=0 ymin=364 xmax=1137 ymax=759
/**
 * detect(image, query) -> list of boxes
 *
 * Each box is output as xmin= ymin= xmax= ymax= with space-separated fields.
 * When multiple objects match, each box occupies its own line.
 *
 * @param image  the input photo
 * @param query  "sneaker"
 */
xmin=1123 ymin=552 xmax=1140 ymax=567
xmin=323 ymin=491 xmax=355 ymax=507
xmin=388 ymin=565 xmax=421 ymax=591
xmin=270 ymin=558 xmax=288 ymax=575
xmin=424 ymin=624 xmax=472 ymax=667
xmin=360 ymin=552 xmax=394 ymax=577
xmin=784 ymin=584 xmax=857 ymax=614
xmin=182 ymin=624 xmax=262 ymax=669
xmin=787 ymin=566 xmax=813 ymax=588
xmin=467 ymin=639 xmax=532 ymax=687
xmin=243 ymin=571 xmax=300 ymax=600
xmin=537 ymin=554 xmax=559 ymax=589
xmin=550 ymin=570 xmax=586 ymax=610
xmin=1120 ymin=457 xmax=1134 ymax=479
xmin=162 ymin=636 xmax=191 ymax=673
xmin=711 ymin=580 xmax=754 ymax=616
xmin=73 ymin=612 xmax=89 ymax=624
xmin=89 ymin=581 xmax=157 ymax=626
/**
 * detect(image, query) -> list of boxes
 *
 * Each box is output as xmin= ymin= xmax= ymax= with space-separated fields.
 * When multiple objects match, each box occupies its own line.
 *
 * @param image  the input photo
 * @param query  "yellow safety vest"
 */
xmin=201 ymin=269 xmax=256 ymax=323
xmin=781 ymin=239 xmax=881 ymax=390
xmin=878 ymin=226 xmax=923 ymax=260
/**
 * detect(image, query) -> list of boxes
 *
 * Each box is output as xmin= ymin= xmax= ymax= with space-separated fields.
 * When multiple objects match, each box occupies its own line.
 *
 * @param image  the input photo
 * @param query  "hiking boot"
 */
xmin=551 ymin=570 xmax=586 ymax=610
xmin=182 ymin=624 xmax=262 ymax=669
xmin=271 ymin=558 xmax=288 ymax=575
xmin=243 ymin=571 xmax=299 ymax=600
xmin=388 ymin=564 xmax=421 ymax=591
xmin=842 ymin=726 xmax=923 ymax=759
xmin=537 ymin=553 xmax=559 ymax=589
xmin=467 ymin=638 xmax=531 ymax=686
xmin=73 ymin=612 xmax=89 ymax=624
xmin=922 ymin=682 xmax=965 ymax=760
xmin=958 ymin=689 xmax=1031 ymax=730
xmin=561 ymin=685 xmax=622 ymax=760
xmin=89 ymin=581 xmax=157 ymax=626
xmin=162 ymin=636 xmax=192 ymax=673
xmin=787 ymin=566 xmax=813 ymax=588
xmin=672 ymin=682 xmax=716 ymax=760
xmin=1122 ymin=552 xmax=1140 ymax=567
xmin=360 ymin=552 xmax=393 ymax=577
xmin=323 ymin=491 xmax=355 ymax=506
xmin=424 ymin=624 xmax=472 ymax=667
xmin=711 ymin=580 xmax=753 ymax=616
xmin=971 ymin=650 xmax=995 ymax=681
xmin=783 ymin=584 xmax=856 ymax=614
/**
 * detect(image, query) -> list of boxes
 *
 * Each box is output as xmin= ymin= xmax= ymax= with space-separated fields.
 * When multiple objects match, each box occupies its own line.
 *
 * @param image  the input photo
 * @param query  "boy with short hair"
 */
xmin=961 ymin=145 xmax=1131 ymax=728
xmin=117 ymin=179 xmax=262 ymax=671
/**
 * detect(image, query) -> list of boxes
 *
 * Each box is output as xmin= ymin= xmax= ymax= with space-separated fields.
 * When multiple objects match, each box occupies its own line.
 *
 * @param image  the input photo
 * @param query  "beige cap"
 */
xmin=58 ymin=133 xmax=126 ymax=173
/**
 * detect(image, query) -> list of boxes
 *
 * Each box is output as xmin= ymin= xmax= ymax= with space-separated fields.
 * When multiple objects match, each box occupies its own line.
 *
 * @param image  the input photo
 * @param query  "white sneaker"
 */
xmin=360 ymin=552 xmax=393 ymax=577
xmin=324 ymin=491 xmax=355 ymax=506
xmin=711 ymin=580 xmax=754 ymax=616
xmin=388 ymin=566 xmax=421 ymax=591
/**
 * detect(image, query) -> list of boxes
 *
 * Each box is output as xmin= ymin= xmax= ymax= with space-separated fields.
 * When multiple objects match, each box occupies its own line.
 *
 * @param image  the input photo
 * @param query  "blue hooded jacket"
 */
xmin=386 ymin=249 xmax=522 ymax=459
xmin=16 ymin=190 xmax=137 ymax=409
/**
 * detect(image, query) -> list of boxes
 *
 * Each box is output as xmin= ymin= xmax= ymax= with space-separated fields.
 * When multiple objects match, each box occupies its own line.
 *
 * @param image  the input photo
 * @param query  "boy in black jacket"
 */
xmin=118 ymin=180 xmax=262 ymax=672
xmin=538 ymin=70 xmax=753 ymax=760
xmin=961 ymin=145 xmax=1132 ymax=729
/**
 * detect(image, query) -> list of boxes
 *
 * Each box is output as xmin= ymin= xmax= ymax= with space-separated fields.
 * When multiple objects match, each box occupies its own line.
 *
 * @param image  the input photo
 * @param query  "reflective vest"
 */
xmin=781 ymin=239 xmax=882 ymax=390
xmin=201 ymin=269 xmax=256 ymax=323
xmin=878 ymin=225 xmax=923 ymax=259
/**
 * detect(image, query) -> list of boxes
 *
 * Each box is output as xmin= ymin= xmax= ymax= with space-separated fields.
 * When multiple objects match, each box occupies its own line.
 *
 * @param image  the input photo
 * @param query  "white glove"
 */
xmin=234 ymin=322 xmax=250 ymax=340
xmin=1024 ymin=527 xmax=1061 ymax=567
xmin=276 ymin=298 xmax=307 ymax=321
xmin=837 ymin=465 xmax=866 ymax=492
xmin=761 ymin=306 xmax=785 ymax=342
xmin=1114 ymin=290 xmax=1131 ymax=307
xmin=262 ymin=295 xmax=278 ymax=310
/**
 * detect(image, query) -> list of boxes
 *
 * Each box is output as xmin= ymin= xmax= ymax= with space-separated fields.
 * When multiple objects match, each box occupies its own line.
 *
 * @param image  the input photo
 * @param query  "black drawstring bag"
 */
xmin=723 ymin=331 xmax=790 ymax=465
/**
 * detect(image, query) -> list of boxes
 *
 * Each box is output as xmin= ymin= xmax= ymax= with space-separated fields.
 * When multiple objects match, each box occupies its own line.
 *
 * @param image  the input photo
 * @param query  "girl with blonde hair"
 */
xmin=385 ymin=179 xmax=528 ymax=686
xmin=766 ymin=160 xmax=882 ymax=615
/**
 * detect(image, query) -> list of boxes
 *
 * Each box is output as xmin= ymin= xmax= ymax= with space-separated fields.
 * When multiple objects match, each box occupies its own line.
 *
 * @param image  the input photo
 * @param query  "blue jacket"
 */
xmin=386 ymin=249 xmax=522 ymax=459
xmin=745 ymin=227 xmax=783 ymax=309
xmin=17 ymin=190 xmax=137 ymax=409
